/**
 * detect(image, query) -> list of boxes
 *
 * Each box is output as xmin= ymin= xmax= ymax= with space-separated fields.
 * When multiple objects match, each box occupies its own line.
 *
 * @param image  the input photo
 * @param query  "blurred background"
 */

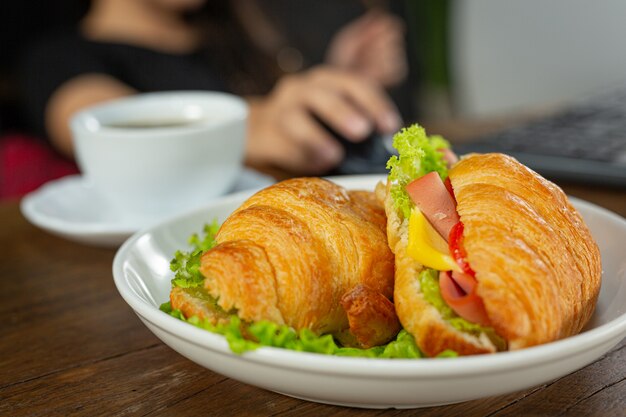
xmin=2 ymin=0 xmax=626 ymax=199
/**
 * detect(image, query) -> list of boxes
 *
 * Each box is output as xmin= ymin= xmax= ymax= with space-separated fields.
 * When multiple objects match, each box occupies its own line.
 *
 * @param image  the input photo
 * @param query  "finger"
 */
xmin=326 ymin=11 xmax=378 ymax=67
xmin=368 ymin=11 xmax=406 ymax=34
xmin=342 ymin=9 xmax=381 ymax=35
xmin=360 ymin=59 xmax=407 ymax=88
xmin=346 ymin=78 xmax=402 ymax=134
xmin=311 ymin=70 xmax=401 ymax=134
xmin=348 ymin=33 xmax=406 ymax=79
xmin=249 ymin=124 xmax=339 ymax=175
xmin=305 ymin=88 xmax=373 ymax=142
xmin=367 ymin=24 xmax=406 ymax=51
xmin=355 ymin=12 xmax=406 ymax=47
xmin=360 ymin=41 xmax=408 ymax=86
xmin=279 ymin=108 xmax=345 ymax=169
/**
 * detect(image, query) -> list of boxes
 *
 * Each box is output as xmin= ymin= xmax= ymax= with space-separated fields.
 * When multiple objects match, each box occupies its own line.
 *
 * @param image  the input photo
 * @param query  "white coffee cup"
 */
xmin=70 ymin=91 xmax=247 ymax=222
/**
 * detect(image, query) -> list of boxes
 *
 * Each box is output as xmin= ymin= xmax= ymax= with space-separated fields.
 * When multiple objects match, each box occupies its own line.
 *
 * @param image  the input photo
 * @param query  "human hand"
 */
xmin=245 ymin=66 xmax=401 ymax=175
xmin=326 ymin=10 xmax=408 ymax=88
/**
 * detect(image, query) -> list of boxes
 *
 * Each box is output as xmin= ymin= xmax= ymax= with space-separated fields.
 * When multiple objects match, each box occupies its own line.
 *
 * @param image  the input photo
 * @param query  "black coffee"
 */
xmin=105 ymin=119 xmax=202 ymax=129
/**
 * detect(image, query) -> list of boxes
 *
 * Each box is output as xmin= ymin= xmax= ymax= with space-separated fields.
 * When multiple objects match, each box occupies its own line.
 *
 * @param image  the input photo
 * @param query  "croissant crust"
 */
xmin=450 ymin=153 xmax=601 ymax=349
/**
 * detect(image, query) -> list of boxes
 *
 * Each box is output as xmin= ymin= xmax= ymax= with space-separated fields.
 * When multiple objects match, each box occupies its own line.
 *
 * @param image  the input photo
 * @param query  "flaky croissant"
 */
xmin=384 ymin=153 xmax=602 ymax=356
xmin=171 ymin=177 xmax=398 ymax=347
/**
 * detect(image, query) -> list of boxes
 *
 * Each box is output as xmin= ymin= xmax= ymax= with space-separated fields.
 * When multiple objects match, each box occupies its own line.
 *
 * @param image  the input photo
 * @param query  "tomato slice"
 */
xmin=448 ymin=222 xmax=474 ymax=276
xmin=439 ymin=271 xmax=490 ymax=326
xmin=442 ymin=222 xmax=489 ymax=325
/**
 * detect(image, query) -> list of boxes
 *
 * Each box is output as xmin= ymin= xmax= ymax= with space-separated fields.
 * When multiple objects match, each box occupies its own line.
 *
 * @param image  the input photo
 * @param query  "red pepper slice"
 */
xmin=449 ymin=222 xmax=475 ymax=277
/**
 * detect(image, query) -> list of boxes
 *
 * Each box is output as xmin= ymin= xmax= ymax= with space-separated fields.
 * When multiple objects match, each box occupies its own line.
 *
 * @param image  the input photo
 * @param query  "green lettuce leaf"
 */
xmin=386 ymin=124 xmax=451 ymax=219
xmin=170 ymin=221 xmax=219 ymax=288
xmin=160 ymin=302 xmax=458 ymax=359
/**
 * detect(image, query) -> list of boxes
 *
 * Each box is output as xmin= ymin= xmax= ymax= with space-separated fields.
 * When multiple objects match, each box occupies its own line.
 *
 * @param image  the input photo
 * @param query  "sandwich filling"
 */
xmin=387 ymin=125 xmax=505 ymax=349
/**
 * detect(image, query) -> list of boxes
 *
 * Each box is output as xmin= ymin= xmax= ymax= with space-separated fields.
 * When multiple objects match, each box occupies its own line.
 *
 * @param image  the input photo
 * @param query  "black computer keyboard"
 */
xmin=456 ymin=88 xmax=626 ymax=187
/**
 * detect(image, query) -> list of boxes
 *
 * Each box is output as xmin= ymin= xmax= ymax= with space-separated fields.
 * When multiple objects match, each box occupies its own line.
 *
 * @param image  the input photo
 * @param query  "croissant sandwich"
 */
xmin=379 ymin=125 xmax=602 ymax=356
xmin=168 ymin=177 xmax=401 ymax=349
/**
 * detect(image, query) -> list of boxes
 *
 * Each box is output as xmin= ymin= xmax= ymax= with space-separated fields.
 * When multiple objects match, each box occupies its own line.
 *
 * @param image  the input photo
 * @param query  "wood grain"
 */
xmin=0 ymin=175 xmax=624 ymax=417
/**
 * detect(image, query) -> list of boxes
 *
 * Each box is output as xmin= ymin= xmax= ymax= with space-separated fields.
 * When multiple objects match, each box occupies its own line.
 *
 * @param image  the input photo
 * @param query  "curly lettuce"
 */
xmin=162 ymin=218 xmax=461 ymax=359
xmin=386 ymin=124 xmax=450 ymax=219
xmin=160 ymin=302 xmax=457 ymax=359
xmin=169 ymin=220 xmax=220 ymax=288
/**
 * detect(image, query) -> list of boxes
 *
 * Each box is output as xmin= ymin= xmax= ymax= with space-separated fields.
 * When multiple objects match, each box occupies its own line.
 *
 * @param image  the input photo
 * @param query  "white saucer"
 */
xmin=20 ymin=169 xmax=275 ymax=247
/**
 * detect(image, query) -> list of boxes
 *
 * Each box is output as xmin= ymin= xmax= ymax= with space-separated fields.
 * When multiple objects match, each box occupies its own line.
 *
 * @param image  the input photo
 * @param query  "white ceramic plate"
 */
xmin=20 ymin=169 xmax=275 ymax=247
xmin=112 ymin=175 xmax=626 ymax=409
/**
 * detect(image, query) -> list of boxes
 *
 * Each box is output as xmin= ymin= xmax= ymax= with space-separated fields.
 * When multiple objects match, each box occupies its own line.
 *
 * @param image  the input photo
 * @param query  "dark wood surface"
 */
xmin=2 ymin=154 xmax=625 ymax=416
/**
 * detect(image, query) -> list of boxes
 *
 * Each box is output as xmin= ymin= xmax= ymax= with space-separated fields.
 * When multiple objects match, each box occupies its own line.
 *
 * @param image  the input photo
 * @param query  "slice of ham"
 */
xmin=406 ymin=172 xmax=460 ymax=241
xmin=439 ymin=271 xmax=490 ymax=326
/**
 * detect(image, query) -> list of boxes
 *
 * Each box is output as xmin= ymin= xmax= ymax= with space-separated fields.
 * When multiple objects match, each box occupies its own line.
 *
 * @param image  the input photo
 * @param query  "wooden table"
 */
xmin=2 ymin=149 xmax=625 ymax=416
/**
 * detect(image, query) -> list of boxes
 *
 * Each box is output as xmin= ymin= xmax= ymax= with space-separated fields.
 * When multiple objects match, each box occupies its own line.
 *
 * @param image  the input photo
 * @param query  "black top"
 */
xmin=19 ymin=31 xmax=229 ymax=138
xmin=18 ymin=1 xmax=416 ymax=142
